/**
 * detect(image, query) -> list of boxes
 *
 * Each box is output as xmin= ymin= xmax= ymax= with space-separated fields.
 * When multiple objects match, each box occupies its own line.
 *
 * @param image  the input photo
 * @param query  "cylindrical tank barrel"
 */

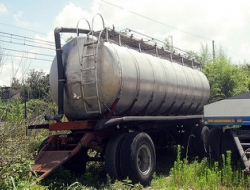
xmin=50 ymin=36 xmax=210 ymax=119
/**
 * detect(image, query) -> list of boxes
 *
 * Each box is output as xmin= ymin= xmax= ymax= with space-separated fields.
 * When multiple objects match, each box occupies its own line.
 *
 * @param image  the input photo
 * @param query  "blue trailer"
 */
xmin=203 ymin=91 xmax=250 ymax=172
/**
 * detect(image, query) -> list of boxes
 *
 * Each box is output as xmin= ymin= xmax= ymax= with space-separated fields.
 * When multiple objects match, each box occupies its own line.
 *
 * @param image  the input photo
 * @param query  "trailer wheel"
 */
xmin=193 ymin=125 xmax=210 ymax=157
xmin=221 ymin=129 xmax=238 ymax=162
xmin=120 ymin=132 xmax=156 ymax=186
xmin=105 ymin=133 xmax=128 ymax=180
xmin=207 ymin=127 xmax=223 ymax=161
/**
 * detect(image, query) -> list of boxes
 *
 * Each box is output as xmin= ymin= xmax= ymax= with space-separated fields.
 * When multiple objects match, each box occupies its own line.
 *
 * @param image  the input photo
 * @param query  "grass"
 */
xmin=6 ymin=145 xmax=250 ymax=190
xmin=1 ymin=99 xmax=250 ymax=189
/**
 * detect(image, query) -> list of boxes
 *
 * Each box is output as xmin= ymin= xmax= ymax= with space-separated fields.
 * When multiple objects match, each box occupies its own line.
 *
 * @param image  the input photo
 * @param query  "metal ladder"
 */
xmin=232 ymin=130 xmax=250 ymax=173
xmin=76 ymin=14 xmax=105 ymax=114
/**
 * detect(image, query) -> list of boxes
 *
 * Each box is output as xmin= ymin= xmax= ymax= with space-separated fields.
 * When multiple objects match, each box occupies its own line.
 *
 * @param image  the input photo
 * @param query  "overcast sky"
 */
xmin=0 ymin=0 xmax=249 ymax=86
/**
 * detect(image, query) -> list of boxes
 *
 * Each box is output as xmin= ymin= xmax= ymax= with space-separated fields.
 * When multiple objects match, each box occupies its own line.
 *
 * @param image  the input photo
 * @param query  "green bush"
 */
xmin=26 ymin=99 xmax=56 ymax=121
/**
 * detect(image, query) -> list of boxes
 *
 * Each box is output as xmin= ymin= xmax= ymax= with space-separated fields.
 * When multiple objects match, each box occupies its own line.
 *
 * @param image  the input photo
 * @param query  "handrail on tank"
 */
xmin=88 ymin=28 xmax=107 ymax=105
xmin=90 ymin=13 xmax=106 ymax=62
xmin=89 ymin=28 xmax=106 ymax=114
xmin=75 ymin=14 xmax=106 ymax=67
xmin=76 ymin=18 xmax=91 ymax=36
xmin=76 ymin=18 xmax=92 ymax=66
xmin=94 ymin=29 xmax=105 ymax=61
xmin=124 ymin=28 xmax=202 ymax=68
xmin=92 ymin=13 xmax=105 ymax=32
xmin=91 ymin=14 xmax=107 ymax=112
xmin=91 ymin=13 xmax=106 ymax=57
xmin=126 ymin=28 xmax=164 ymax=45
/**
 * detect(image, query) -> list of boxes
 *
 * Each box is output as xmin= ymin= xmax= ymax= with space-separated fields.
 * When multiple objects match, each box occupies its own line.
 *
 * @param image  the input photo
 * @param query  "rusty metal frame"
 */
xmin=49 ymin=121 xmax=96 ymax=131
xmin=32 ymin=132 xmax=98 ymax=183
xmin=28 ymin=120 xmax=96 ymax=131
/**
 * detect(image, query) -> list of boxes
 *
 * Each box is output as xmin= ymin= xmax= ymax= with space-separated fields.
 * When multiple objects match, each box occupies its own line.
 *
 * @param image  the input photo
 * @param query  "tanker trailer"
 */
xmin=49 ymin=31 xmax=209 ymax=119
xmin=29 ymin=16 xmax=210 ymax=186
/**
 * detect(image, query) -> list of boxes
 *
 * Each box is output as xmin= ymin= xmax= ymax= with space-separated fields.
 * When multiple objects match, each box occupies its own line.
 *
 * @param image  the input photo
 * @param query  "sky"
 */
xmin=0 ymin=0 xmax=249 ymax=86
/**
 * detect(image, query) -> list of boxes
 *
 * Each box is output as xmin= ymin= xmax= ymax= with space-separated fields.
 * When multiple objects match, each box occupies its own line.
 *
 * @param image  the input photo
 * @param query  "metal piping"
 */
xmin=95 ymin=115 xmax=203 ymax=130
xmin=53 ymin=27 xmax=91 ymax=121
xmin=54 ymin=28 xmax=64 ymax=120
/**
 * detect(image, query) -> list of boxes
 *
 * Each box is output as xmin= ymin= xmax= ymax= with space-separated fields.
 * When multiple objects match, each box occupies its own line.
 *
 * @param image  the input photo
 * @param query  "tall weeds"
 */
xmin=1 ymin=98 xmax=250 ymax=189
xmin=168 ymin=145 xmax=250 ymax=189
xmin=0 ymin=99 xmax=55 ymax=189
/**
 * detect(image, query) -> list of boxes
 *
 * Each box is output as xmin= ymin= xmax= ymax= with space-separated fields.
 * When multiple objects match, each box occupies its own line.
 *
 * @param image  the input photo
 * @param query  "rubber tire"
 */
xmin=120 ymin=132 xmax=156 ymax=186
xmin=105 ymin=133 xmax=128 ymax=180
xmin=193 ymin=125 xmax=210 ymax=157
xmin=207 ymin=127 xmax=223 ymax=161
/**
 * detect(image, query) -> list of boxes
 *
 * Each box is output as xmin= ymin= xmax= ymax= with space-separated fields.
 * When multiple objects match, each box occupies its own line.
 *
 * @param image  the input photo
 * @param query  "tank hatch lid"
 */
xmin=204 ymin=91 xmax=250 ymax=118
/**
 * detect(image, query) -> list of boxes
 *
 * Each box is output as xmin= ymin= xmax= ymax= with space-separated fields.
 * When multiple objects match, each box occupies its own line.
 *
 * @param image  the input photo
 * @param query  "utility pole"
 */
xmin=24 ymin=85 xmax=27 ymax=120
xmin=212 ymin=40 xmax=215 ymax=62
xmin=24 ymin=85 xmax=27 ymax=135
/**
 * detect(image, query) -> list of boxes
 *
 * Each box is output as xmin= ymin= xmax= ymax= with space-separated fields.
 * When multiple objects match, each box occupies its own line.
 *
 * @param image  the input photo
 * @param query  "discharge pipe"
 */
xmin=48 ymin=27 xmax=90 ymax=122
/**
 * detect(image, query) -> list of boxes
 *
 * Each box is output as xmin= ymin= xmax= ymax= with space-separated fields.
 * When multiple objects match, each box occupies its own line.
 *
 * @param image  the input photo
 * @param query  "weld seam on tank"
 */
xmin=127 ymin=49 xmax=157 ymax=115
xmin=145 ymin=54 xmax=156 ymax=111
xmin=108 ymin=43 xmax=123 ymax=99
xmin=126 ymin=48 xmax=140 ymax=99
xmin=180 ymin=66 xmax=193 ymax=113
xmin=102 ymin=43 xmax=122 ymax=115
xmin=145 ymin=55 xmax=166 ymax=114
xmin=157 ymin=58 xmax=168 ymax=110
xmin=165 ymin=61 xmax=178 ymax=114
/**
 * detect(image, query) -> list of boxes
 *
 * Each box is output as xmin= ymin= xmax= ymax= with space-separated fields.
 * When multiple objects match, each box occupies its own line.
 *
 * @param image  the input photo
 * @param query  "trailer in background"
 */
xmin=203 ymin=91 xmax=250 ymax=172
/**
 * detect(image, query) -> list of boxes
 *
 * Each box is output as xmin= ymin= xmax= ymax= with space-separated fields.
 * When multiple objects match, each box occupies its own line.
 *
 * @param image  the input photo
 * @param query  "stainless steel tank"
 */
xmin=50 ymin=36 xmax=210 ymax=119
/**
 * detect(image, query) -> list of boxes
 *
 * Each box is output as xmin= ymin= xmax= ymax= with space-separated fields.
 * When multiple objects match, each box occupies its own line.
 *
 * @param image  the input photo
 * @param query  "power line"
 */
xmin=100 ymin=0 xmax=249 ymax=63
xmin=0 ymin=32 xmax=55 ymax=50
xmin=0 ymin=32 xmax=54 ymax=45
xmin=0 ymin=38 xmax=55 ymax=51
xmin=0 ymin=22 xmax=50 ymax=36
xmin=0 ymin=23 xmax=71 ymax=42
xmin=0 ymin=53 xmax=53 ymax=62
xmin=100 ymin=0 xmax=211 ymax=41
xmin=0 ymin=31 xmax=56 ymax=66
xmin=0 ymin=47 xmax=54 ymax=58
xmin=220 ymin=45 xmax=246 ymax=62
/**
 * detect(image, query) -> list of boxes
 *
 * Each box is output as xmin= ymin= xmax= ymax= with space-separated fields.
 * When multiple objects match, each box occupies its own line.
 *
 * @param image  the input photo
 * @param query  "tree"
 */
xmin=164 ymin=37 xmax=173 ymax=52
xmin=200 ymin=44 xmax=213 ymax=65
xmin=11 ymin=77 xmax=22 ymax=88
xmin=201 ymin=46 xmax=249 ymax=102
xmin=24 ymin=70 xmax=50 ymax=101
xmin=238 ymin=64 xmax=250 ymax=90
xmin=0 ymin=87 xmax=2 ymax=101
xmin=10 ymin=70 xmax=51 ymax=101
xmin=186 ymin=50 xmax=200 ymax=62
